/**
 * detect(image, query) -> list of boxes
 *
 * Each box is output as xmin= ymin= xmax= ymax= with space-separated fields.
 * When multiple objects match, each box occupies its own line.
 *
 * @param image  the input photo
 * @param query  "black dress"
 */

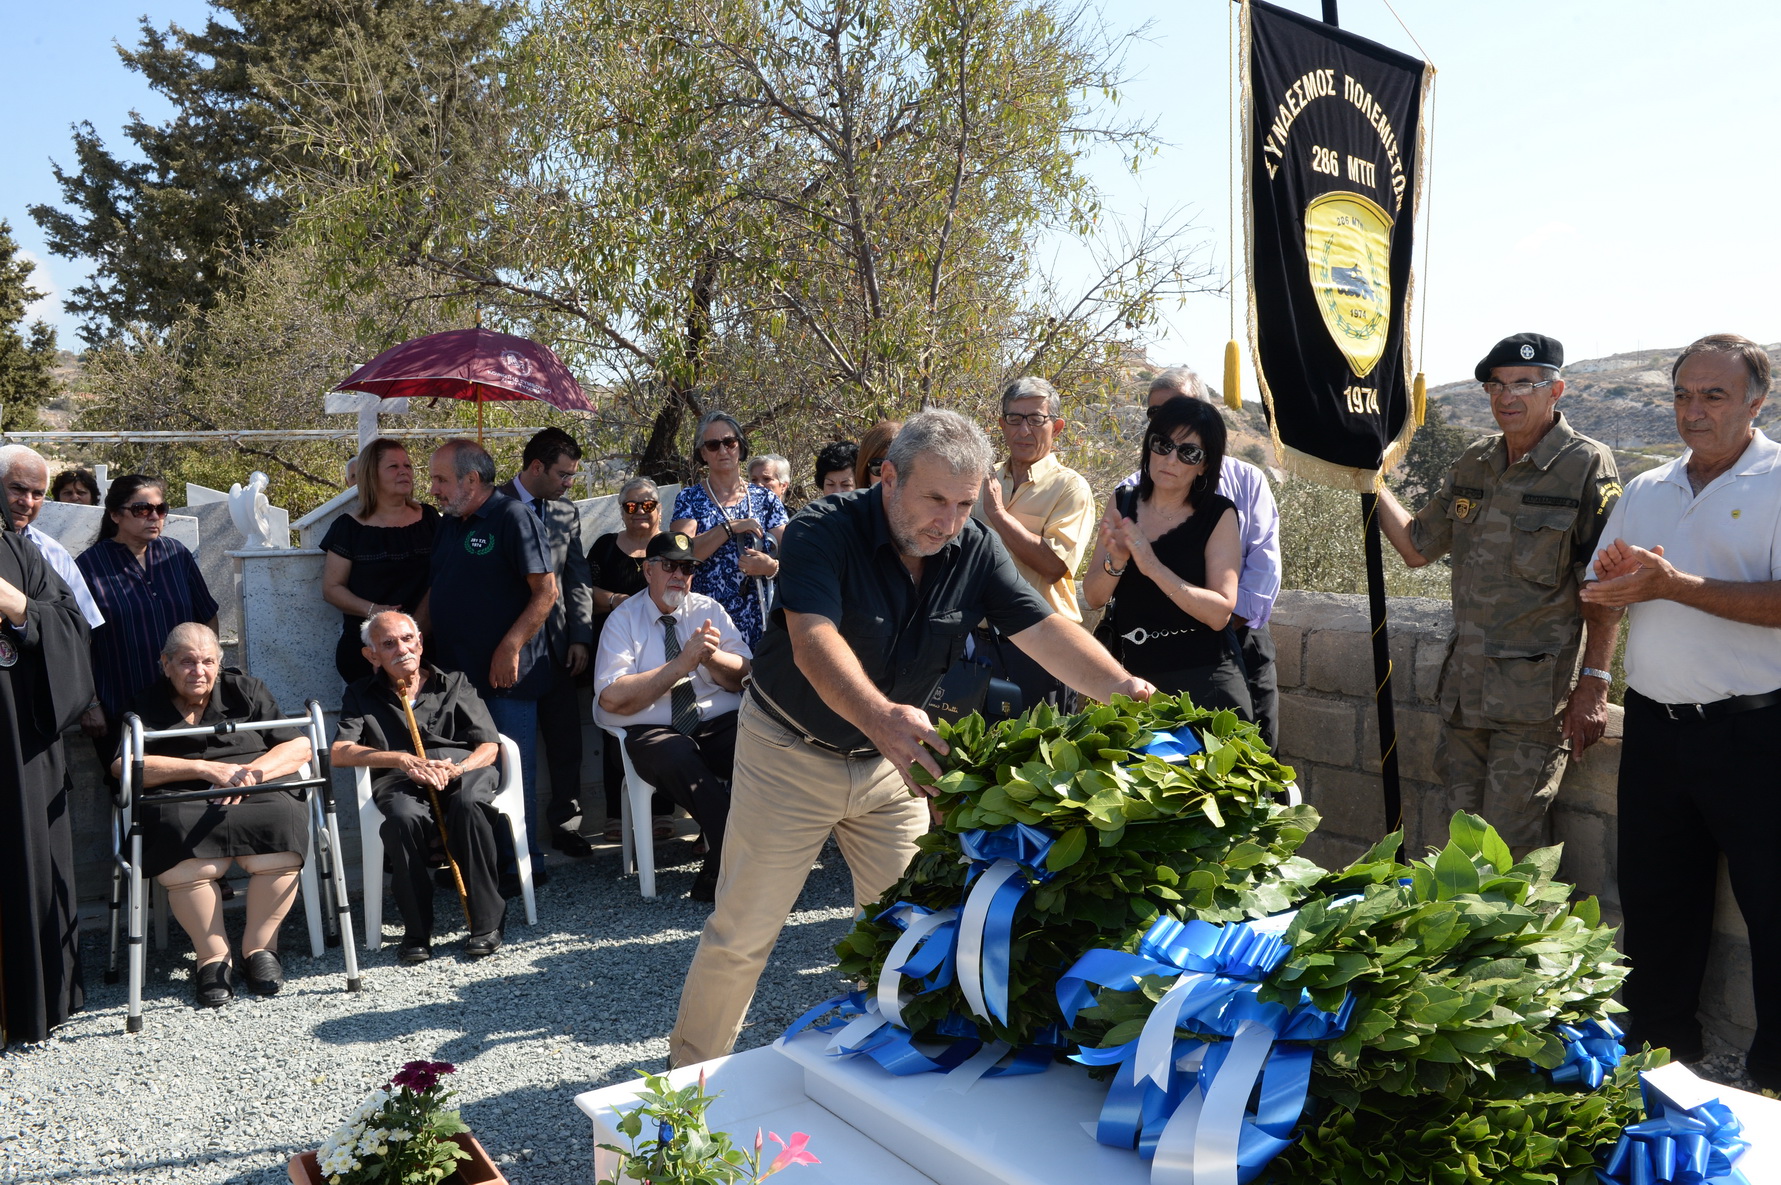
xmin=0 ymin=531 xmax=92 ymax=1044
xmin=588 ymin=532 xmax=652 ymax=818
xmin=127 ymin=671 xmax=311 ymax=878
xmin=319 ymin=505 xmax=440 ymax=683
xmin=1110 ymin=493 xmax=1253 ymax=718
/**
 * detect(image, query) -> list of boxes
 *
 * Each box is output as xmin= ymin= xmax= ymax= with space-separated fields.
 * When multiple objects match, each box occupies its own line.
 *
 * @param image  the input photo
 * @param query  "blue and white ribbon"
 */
xmin=1597 ymin=1072 xmax=1752 ymax=1185
xmin=1060 ymin=914 xmax=1352 ymax=1185
xmin=778 ymin=991 xmax=1057 ymax=1086
xmin=1550 ymin=1018 xmax=1626 ymax=1090
xmin=955 ymin=823 xmax=1057 ymax=1026
xmin=1141 ymin=729 xmax=1203 ymax=762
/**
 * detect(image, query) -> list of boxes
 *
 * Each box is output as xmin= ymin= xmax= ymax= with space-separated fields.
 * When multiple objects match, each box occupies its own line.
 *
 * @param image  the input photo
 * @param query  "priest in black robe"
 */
xmin=0 ymin=497 xmax=92 ymax=1044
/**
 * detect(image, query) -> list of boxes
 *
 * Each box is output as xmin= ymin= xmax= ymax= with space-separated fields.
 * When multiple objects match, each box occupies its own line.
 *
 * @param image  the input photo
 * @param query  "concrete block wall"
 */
xmin=1269 ymin=589 xmax=1754 ymax=1053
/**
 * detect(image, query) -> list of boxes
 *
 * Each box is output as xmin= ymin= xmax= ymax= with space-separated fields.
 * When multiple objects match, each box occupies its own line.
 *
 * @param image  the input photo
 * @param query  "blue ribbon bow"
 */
xmin=954 ymin=823 xmax=1057 ymax=1026
xmin=1597 ymin=1072 xmax=1752 ymax=1185
xmin=1550 ymin=1018 xmax=1626 ymax=1090
xmin=1140 ymin=729 xmax=1203 ymax=763
xmin=1059 ymin=915 xmax=1351 ymax=1185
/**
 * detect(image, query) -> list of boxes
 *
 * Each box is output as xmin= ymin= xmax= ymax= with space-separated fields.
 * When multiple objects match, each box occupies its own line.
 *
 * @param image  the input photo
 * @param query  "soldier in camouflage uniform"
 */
xmin=1378 ymin=333 xmax=1622 ymax=855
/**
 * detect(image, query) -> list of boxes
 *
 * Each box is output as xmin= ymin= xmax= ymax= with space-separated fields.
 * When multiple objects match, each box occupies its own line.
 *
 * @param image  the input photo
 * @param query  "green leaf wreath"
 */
xmin=836 ymin=694 xmax=1323 ymax=1049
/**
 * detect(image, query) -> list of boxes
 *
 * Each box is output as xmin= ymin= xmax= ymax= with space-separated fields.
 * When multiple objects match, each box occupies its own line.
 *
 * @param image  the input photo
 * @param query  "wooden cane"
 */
xmin=397 ymin=680 xmax=473 ymax=929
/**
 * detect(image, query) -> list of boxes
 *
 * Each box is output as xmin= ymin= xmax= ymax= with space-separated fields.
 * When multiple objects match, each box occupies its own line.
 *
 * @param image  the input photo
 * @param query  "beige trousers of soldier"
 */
xmin=1429 ymin=717 xmax=1569 ymax=857
xmin=669 ymin=696 xmax=929 ymax=1067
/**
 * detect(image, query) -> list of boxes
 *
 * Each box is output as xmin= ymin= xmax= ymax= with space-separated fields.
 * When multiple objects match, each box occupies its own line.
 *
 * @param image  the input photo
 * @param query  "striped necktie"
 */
xmin=659 ymin=614 xmax=701 ymax=735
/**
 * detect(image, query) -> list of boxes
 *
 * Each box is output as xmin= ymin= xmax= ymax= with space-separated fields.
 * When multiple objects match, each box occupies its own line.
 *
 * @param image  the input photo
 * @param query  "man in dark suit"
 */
xmin=498 ymin=427 xmax=596 ymax=860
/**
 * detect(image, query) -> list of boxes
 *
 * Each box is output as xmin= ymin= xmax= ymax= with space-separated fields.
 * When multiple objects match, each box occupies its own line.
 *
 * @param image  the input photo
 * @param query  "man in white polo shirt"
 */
xmin=1581 ymin=333 xmax=1781 ymax=1087
xmin=594 ymin=531 xmax=751 ymax=902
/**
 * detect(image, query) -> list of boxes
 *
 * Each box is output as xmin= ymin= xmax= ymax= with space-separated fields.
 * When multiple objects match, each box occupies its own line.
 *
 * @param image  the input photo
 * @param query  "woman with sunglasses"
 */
xmin=854 ymin=419 xmax=902 ymax=488
xmin=588 ymin=476 xmax=674 ymax=839
xmin=1083 ymin=396 xmax=1250 ymax=718
xmin=670 ymin=412 xmax=787 ymax=649
xmin=75 ymin=475 xmax=220 ymax=761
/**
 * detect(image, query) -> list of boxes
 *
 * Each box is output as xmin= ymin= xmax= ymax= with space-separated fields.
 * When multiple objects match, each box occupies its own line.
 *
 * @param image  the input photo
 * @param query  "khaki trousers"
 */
xmin=668 ymin=696 xmax=929 ymax=1067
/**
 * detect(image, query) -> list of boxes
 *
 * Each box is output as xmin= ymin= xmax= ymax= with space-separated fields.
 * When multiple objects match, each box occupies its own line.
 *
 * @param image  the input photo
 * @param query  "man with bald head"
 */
xmin=0 ymin=445 xmax=103 ymax=629
xmin=332 ymin=610 xmax=508 ymax=962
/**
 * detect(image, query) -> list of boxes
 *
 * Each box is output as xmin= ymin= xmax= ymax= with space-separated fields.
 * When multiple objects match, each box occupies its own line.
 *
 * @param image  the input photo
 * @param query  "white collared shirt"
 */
xmin=21 ymin=523 xmax=106 ymax=628
xmin=1591 ymin=429 xmax=1781 ymax=703
xmin=592 ymin=589 xmax=751 ymax=728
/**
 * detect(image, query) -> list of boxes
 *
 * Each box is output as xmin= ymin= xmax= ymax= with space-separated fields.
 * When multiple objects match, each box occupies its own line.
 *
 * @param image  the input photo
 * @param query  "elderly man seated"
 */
xmin=331 ymin=610 xmax=507 ymax=963
xmin=594 ymin=532 xmax=750 ymax=902
xmin=111 ymin=623 xmax=312 ymax=1007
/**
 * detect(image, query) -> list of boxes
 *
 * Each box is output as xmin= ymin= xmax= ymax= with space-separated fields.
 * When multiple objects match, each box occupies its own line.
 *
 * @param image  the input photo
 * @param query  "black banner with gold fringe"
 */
xmin=1244 ymin=0 xmax=1432 ymax=490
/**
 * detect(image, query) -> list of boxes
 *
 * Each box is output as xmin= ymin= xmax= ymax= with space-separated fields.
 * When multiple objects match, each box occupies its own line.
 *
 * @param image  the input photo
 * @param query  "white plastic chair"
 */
xmin=598 ymin=723 xmax=661 ymax=898
xmin=108 ymin=700 xmax=361 ymax=1033
xmin=353 ymin=734 xmax=537 ymax=951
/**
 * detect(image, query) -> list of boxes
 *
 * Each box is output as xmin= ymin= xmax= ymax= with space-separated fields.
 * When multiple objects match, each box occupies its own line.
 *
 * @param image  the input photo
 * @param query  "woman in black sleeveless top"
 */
xmin=1083 ymin=396 xmax=1252 ymax=719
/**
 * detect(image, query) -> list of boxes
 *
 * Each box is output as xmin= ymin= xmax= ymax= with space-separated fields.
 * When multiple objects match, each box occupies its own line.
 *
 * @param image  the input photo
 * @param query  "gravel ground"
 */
xmin=0 ymin=834 xmax=862 ymax=1185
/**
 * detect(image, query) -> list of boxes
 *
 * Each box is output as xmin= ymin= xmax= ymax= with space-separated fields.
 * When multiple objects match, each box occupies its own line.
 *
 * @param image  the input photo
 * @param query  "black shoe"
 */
xmin=690 ymin=865 xmax=720 ymax=903
xmin=551 ymin=830 xmax=594 ymax=859
xmin=397 ymin=936 xmax=433 ymax=965
xmin=242 ymin=949 xmax=285 ymax=996
xmin=531 ymin=861 xmax=551 ymax=887
xmin=463 ymin=929 xmax=504 ymax=958
xmin=433 ymin=867 xmax=457 ymax=892
xmin=195 ymin=958 xmax=234 ymax=1008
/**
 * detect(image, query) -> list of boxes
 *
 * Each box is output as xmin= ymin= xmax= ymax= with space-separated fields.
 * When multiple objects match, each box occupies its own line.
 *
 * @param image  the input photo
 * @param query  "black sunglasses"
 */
xmin=123 ymin=501 xmax=171 ymax=518
xmin=701 ymin=436 xmax=742 ymax=453
xmin=867 ymin=457 xmax=885 ymax=477
xmin=622 ymin=500 xmax=659 ymax=514
xmin=1147 ymin=437 xmax=1206 ymax=465
xmin=650 ymin=558 xmax=698 ymax=575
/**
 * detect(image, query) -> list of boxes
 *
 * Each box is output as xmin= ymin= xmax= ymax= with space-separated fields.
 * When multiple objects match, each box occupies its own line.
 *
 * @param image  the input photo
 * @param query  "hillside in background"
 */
xmin=1428 ymin=343 xmax=1781 ymax=459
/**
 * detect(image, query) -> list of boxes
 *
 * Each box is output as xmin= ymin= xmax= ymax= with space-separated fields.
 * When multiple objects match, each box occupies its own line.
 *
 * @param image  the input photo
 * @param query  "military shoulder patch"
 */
xmin=1596 ymin=481 xmax=1623 ymax=516
xmin=1521 ymin=494 xmax=1580 ymax=509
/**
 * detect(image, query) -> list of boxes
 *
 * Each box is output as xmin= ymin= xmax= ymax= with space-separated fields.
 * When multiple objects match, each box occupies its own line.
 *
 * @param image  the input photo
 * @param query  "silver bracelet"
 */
xmin=1102 ymin=557 xmax=1128 ymax=577
xmin=1580 ymin=667 xmax=1612 ymax=683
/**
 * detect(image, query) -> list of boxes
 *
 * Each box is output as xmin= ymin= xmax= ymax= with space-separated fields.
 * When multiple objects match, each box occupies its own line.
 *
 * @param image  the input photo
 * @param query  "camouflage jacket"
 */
xmin=1410 ymin=412 xmax=1621 ymax=727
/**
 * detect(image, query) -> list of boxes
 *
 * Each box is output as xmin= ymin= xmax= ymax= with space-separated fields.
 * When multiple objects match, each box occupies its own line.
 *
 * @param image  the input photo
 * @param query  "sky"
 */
xmin=3 ymin=1 xmax=1779 ymax=390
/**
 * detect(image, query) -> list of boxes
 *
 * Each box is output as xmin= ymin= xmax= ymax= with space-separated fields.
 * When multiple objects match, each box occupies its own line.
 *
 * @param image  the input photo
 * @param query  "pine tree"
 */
xmin=29 ymin=0 xmax=512 ymax=346
xmin=0 ymin=222 xmax=58 ymax=432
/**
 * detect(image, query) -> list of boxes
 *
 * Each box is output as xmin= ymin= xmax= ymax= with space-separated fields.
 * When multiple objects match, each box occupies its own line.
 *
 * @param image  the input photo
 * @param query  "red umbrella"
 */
xmin=333 ymin=327 xmax=593 ymax=440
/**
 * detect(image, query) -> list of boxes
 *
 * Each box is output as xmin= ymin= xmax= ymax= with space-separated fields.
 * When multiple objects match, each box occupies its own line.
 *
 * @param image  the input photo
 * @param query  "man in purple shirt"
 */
xmin=1118 ymin=367 xmax=1283 ymax=746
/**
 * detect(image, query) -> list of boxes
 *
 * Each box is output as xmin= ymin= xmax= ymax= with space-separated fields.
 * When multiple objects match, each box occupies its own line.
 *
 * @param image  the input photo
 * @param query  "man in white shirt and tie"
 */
xmin=594 ymin=531 xmax=750 ymax=901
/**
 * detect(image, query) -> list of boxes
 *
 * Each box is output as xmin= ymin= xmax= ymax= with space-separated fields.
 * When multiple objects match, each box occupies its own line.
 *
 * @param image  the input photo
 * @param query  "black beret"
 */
xmin=645 ymin=531 xmax=697 ymax=563
xmin=1475 ymin=332 xmax=1563 ymax=381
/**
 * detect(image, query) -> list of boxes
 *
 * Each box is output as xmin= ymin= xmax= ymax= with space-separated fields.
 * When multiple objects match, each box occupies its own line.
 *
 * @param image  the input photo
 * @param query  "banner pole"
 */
xmin=1360 ymin=492 xmax=1403 ymax=832
xmin=1317 ymin=0 xmax=1403 ymax=837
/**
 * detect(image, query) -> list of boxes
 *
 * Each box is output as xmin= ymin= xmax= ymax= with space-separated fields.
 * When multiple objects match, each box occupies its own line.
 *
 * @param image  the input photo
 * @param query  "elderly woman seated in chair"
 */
xmin=110 ymin=623 xmax=312 ymax=1007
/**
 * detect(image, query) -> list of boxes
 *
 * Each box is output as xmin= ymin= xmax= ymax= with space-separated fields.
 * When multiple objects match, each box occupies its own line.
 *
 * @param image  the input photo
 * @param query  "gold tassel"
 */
xmin=1223 ymin=340 xmax=1242 ymax=411
xmin=1412 ymin=372 xmax=1427 ymax=427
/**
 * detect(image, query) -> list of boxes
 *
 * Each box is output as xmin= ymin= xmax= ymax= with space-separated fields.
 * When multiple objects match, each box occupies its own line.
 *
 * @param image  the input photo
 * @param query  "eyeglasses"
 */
xmin=622 ymin=500 xmax=659 ymax=514
xmin=650 ymin=558 xmax=698 ymax=575
xmin=123 ymin=502 xmax=171 ymax=518
xmin=1001 ymin=412 xmax=1057 ymax=429
xmin=867 ymin=458 xmax=885 ymax=477
xmin=701 ymin=436 xmax=742 ymax=453
xmin=1482 ymin=379 xmax=1557 ymax=398
xmin=1147 ymin=437 xmax=1207 ymax=465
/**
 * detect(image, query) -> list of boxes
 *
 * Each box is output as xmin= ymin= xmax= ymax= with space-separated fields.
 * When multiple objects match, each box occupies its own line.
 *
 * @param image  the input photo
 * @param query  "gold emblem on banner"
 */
xmin=1305 ymin=191 xmax=1394 ymax=379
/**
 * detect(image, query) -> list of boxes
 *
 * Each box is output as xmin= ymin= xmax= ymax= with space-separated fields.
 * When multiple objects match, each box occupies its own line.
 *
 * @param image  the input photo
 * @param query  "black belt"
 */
xmin=746 ymin=685 xmax=880 ymax=759
xmin=1633 ymin=687 xmax=1781 ymax=723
